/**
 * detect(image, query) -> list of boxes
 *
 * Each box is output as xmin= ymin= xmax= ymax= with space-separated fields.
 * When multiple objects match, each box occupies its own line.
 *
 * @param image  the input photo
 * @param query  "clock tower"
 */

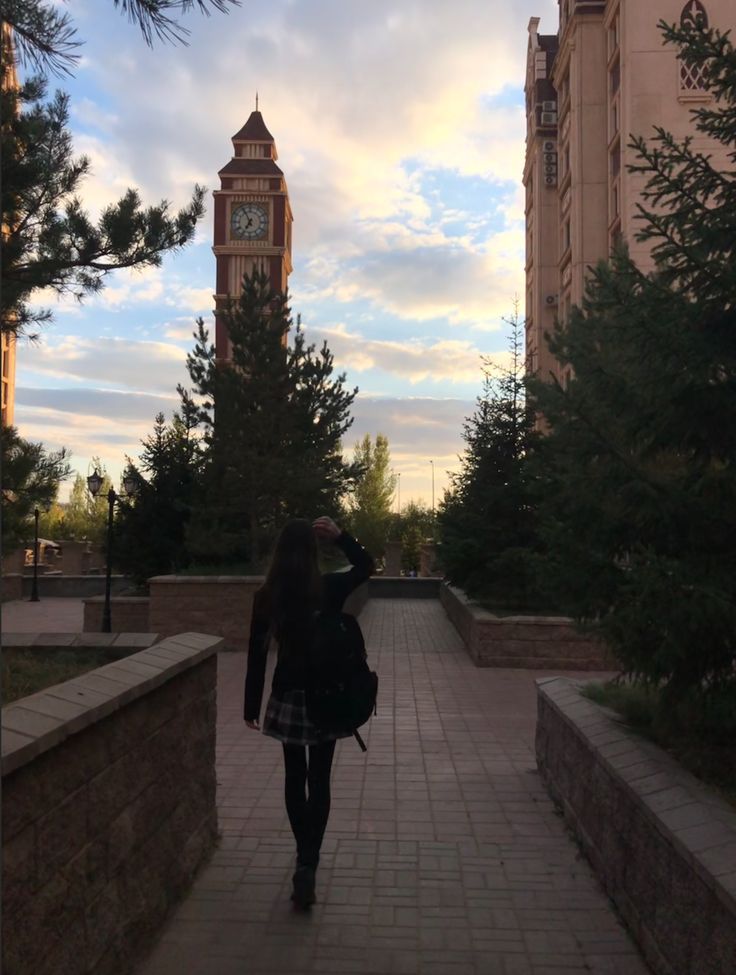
xmin=212 ymin=107 xmax=293 ymax=362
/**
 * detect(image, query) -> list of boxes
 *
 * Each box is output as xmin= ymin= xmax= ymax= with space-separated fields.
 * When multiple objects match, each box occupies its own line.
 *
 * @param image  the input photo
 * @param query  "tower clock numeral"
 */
xmin=231 ymin=203 xmax=268 ymax=241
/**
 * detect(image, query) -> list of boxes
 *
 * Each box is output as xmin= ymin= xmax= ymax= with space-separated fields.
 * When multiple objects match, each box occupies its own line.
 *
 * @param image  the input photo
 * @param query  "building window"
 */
xmin=610 ymin=57 xmax=620 ymax=96
xmin=611 ymin=100 xmax=619 ymax=137
xmin=608 ymin=9 xmax=620 ymax=60
xmin=610 ymin=141 xmax=621 ymax=179
xmin=680 ymin=2 xmax=709 ymax=90
xmin=562 ymin=219 xmax=571 ymax=254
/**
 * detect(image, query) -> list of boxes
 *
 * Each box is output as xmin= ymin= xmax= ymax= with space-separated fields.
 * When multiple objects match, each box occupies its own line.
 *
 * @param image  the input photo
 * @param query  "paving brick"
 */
xmin=135 ymin=599 xmax=650 ymax=975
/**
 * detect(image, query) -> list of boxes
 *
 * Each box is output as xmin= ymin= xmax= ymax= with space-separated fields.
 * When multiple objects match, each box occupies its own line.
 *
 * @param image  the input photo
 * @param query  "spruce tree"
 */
xmin=181 ymin=269 xmax=358 ymax=567
xmin=531 ymin=20 xmax=736 ymax=711
xmin=111 ymin=408 xmax=203 ymax=584
xmin=437 ymin=307 xmax=542 ymax=610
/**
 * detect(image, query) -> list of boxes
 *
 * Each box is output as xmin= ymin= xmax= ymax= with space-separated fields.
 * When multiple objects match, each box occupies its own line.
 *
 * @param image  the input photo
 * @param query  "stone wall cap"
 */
xmin=148 ymin=575 xmax=265 ymax=584
xmin=2 ymin=632 xmax=223 ymax=777
xmin=2 ymin=633 xmax=160 ymax=651
xmin=537 ymin=678 xmax=736 ymax=910
xmin=83 ymin=595 xmax=150 ymax=604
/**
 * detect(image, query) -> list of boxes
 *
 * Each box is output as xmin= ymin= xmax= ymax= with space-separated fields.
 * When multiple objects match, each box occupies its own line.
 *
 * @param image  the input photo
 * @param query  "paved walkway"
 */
xmin=1 ymin=597 xmax=84 ymax=633
xmin=139 ymin=599 xmax=649 ymax=975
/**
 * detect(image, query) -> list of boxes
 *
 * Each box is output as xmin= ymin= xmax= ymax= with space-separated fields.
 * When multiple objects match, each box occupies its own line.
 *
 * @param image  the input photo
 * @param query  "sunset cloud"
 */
xmin=15 ymin=0 xmax=546 ymax=502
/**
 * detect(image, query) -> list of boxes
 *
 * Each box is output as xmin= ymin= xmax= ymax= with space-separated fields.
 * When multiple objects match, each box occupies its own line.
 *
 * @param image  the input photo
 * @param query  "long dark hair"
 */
xmin=263 ymin=518 xmax=322 ymax=648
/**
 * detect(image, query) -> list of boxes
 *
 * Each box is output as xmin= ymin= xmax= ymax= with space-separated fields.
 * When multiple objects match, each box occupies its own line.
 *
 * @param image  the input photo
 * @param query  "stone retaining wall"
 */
xmin=1 ymin=632 xmax=222 ymax=975
xmin=536 ymin=677 xmax=736 ymax=975
xmin=83 ymin=596 xmax=150 ymax=633
xmin=2 ymin=573 xmax=23 ymax=602
xmin=148 ymin=576 xmax=265 ymax=652
xmin=370 ymin=577 xmax=441 ymax=599
xmin=148 ymin=576 xmax=369 ymax=652
xmin=440 ymin=582 xmax=614 ymax=669
xmin=29 ymin=575 xmax=130 ymax=599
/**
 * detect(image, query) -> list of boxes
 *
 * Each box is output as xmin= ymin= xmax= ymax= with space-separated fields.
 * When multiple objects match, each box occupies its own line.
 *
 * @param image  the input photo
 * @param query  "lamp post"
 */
xmin=29 ymin=507 xmax=41 ymax=602
xmin=87 ymin=470 xmax=138 ymax=633
xmin=29 ymin=500 xmax=51 ymax=603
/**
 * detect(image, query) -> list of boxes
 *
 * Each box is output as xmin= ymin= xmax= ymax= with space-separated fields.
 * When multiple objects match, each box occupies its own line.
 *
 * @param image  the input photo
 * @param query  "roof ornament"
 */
xmin=255 ymin=91 xmax=259 ymax=111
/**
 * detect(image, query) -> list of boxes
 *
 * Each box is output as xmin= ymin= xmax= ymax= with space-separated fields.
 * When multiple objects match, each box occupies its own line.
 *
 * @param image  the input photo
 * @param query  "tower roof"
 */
xmin=231 ymin=110 xmax=274 ymax=143
xmin=218 ymin=157 xmax=283 ymax=178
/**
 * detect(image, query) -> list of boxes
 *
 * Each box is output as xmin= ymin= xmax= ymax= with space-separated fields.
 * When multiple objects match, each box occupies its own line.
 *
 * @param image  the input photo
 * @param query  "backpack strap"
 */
xmin=352 ymin=729 xmax=368 ymax=752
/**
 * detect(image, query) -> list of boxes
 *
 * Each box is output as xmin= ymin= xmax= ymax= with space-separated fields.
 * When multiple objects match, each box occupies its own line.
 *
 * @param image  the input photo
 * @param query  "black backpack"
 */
xmin=305 ymin=611 xmax=378 ymax=751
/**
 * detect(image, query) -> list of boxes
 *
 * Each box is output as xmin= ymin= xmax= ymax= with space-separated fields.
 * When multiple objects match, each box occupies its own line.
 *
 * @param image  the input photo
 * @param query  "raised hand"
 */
xmin=312 ymin=516 xmax=341 ymax=541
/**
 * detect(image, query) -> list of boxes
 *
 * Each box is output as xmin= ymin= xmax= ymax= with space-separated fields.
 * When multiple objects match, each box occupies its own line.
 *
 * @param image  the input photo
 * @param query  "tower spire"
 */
xmin=255 ymin=91 xmax=259 ymax=111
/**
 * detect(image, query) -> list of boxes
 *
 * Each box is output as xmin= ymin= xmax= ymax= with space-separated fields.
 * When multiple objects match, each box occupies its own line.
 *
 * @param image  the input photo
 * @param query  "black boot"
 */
xmin=291 ymin=865 xmax=316 ymax=909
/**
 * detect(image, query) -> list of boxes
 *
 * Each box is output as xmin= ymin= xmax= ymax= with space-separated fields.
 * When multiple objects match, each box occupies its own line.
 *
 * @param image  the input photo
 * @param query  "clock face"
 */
xmin=231 ymin=202 xmax=268 ymax=241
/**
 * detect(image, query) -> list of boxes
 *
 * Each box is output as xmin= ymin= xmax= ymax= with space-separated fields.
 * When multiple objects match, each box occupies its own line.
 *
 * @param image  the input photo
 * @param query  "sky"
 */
xmin=16 ymin=0 xmax=559 ymax=508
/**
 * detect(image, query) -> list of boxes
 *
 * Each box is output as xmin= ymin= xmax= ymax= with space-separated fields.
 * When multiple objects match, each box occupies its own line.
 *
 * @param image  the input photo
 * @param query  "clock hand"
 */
xmin=246 ymin=218 xmax=253 ymax=228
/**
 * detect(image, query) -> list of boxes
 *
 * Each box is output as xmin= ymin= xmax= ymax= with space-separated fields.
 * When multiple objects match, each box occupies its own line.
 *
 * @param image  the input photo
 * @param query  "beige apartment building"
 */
xmin=524 ymin=0 xmax=733 ymax=383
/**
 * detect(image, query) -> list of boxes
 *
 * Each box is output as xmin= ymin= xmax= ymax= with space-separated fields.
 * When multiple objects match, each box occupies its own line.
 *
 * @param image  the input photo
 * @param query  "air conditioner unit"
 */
xmin=544 ymin=174 xmax=558 ymax=187
xmin=543 ymin=151 xmax=557 ymax=165
xmin=544 ymin=162 xmax=558 ymax=174
xmin=542 ymin=101 xmax=558 ymax=111
xmin=545 ymin=294 xmax=559 ymax=306
xmin=541 ymin=112 xmax=558 ymax=125
xmin=542 ymin=140 xmax=557 ymax=153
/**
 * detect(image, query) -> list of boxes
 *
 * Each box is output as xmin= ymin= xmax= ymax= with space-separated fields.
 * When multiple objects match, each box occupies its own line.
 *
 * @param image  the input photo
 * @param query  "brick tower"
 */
xmin=212 ymin=104 xmax=293 ymax=363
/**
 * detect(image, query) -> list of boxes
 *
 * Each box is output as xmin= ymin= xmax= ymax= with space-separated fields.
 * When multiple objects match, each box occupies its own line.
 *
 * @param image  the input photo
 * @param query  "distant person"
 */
xmin=244 ymin=516 xmax=374 ymax=909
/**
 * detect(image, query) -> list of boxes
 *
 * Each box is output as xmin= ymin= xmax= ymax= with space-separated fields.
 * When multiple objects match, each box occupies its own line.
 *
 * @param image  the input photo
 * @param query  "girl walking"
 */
xmin=244 ymin=515 xmax=374 ymax=909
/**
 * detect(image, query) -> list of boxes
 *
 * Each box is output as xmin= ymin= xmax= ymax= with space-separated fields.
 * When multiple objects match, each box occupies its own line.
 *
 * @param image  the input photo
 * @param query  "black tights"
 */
xmin=282 ymin=740 xmax=336 ymax=869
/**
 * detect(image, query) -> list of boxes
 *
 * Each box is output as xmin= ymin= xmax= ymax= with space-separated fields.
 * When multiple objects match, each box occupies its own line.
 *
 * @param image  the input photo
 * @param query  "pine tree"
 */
xmin=437 ymin=306 xmax=542 ymax=610
xmin=531 ymin=19 xmax=736 ymax=710
xmin=345 ymin=434 xmax=396 ymax=559
xmin=0 ymin=61 xmax=205 ymax=336
xmin=2 ymin=1 xmax=239 ymax=76
xmin=1 ymin=425 xmax=71 ymax=551
xmin=181 ymin=269 xmax=359 ymax=567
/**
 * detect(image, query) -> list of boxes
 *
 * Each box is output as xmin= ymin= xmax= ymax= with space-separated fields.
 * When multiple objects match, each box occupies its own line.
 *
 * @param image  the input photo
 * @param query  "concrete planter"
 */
xmin=439 ymin=582 xmax=614 ymax=669
xmin=1 ymin=632 xmax=222 ymax=975
xmin=147 ymin=575 xmax=370 ymax=652
xmin=536 ymin=677 xmax=736 ymax=975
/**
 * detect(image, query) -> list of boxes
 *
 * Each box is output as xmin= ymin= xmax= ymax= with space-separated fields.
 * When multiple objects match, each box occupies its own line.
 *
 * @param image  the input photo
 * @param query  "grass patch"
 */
xmin=582 ymin=679 xmax=736 ymax=808
xmin=2 ymin=647 xmax=135 ymax=706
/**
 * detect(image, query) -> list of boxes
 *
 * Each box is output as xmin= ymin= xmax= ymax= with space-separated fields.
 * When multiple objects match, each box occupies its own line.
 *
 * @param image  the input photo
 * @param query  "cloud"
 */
xmin=22 ymin=336 xmax=189 ymax=394
xmin=15 ymin=0 xmax=550 ymax=506
xmin=16 ymin=386 xmax=177 ymax=422
xmin=305 ymin=321 xmax=513 ymax=385
xmin=14 ymin=390 xmax=472 ymax=508
xmin=59 ymin=0 xmax=537 ymax=326
xmin=347 ymin=395 xmax=474 ymax=504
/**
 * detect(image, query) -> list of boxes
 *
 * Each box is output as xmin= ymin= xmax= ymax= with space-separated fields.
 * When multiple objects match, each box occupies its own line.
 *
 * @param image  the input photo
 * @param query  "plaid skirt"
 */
xmin=262 ymin=689 xmax=352 ymax=747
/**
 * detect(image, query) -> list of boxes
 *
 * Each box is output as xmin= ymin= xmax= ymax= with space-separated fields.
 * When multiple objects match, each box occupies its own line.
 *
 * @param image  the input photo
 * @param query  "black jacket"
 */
xmin=243 ymin=531 xmax=374 ymax=721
